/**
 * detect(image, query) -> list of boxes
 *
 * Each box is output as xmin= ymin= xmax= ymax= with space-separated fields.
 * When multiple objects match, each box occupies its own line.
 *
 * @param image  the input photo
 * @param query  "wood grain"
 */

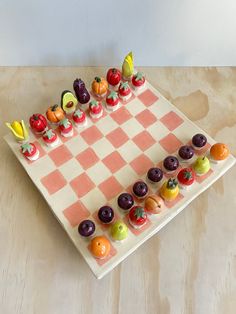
xmin=0 ymin=67 xmax=236 ymax=314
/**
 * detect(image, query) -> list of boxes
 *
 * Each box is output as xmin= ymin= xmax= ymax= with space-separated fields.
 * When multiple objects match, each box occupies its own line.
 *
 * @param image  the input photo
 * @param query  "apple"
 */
xmin=193 ymin=156 xmax=210 ymax=175
xmin=110 ymin=220 xmax=128 ymax=241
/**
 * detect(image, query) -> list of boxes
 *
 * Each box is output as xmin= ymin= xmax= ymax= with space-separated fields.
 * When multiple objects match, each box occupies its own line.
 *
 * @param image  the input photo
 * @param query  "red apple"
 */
xmin=29 ymin=113 xmax=47 ymax=133
xmin=106 ymin=68 xmax=121 ymax=86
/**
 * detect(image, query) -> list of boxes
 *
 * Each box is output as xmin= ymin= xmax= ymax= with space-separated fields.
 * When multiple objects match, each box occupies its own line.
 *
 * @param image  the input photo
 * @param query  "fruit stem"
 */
xmin=51 ymin=104 xmax=58 ymax=111
xmin=95 ymin=77 xmax=101 ymax=83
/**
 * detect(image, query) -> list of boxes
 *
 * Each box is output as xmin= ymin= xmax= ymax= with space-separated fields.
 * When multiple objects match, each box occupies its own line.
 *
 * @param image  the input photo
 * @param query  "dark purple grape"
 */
xmin=163 ymin=156 xmax=179 ymax=171
xmin=98 ymin=206 xmax=114 ymax=224
xmin=78 ymin=220 xmax=95 ymax=237
xmin=147 ymin=167 xmax=163 ymax=183
xmin=133 ymin=181 xmax=148 ymax=198
xmin=178 ymin=145 xmax=194 ymax=160
xmin=118 ymin=193 xmax=134 ymax=210
xmin=192 ymin=133 xmax=207 ymax=148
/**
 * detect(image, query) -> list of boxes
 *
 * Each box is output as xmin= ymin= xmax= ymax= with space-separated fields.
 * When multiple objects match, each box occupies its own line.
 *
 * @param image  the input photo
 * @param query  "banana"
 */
xmin=6 ymin=120 xmax=29 ymax=142
xmin=122 ymin=52 xmax=134 ymax=78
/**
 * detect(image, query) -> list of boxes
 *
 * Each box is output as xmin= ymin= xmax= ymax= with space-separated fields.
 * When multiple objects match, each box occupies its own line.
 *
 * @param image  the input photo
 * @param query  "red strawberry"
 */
xmin=129 ymin=206 xmax=147 ymax=227
xmin=59 ymin=118 xmax=73 ymax=134
xmin=132 ymin=72 xmax=145 ymax=87
xmin=21 ymin=142 xmax=37 ymax=157
xmin=72 ymin=109 xmax=86 ymax=124
xmin=89 ymin=100 xmax=102 ymax=115
xmin=177 ymin=168 xmax=195 ymax=186
xmin=43 ymin=129 xmax=57 ymax=144
xmin=118 ymin=81 xmax=131 ymax=97
xmin=106 ymin=91 xmax=119 ymax=107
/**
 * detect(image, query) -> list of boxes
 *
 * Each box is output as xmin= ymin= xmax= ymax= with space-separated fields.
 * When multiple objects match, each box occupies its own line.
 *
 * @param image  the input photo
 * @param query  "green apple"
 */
xmin=193 ymin=156 xmax=210 ymax=175
xmin=111 ymin=220 xmax=128 ymax=241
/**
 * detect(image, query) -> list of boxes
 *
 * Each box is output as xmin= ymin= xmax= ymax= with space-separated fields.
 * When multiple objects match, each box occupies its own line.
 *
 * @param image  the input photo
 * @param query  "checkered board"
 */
xmin=4 ymin=80 xmax=236 ymax=279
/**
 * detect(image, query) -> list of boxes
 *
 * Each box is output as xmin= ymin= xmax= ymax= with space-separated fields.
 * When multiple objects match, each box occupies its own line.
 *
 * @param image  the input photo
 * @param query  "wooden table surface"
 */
xmin=0 ymin=67 xmax=236 ymax=314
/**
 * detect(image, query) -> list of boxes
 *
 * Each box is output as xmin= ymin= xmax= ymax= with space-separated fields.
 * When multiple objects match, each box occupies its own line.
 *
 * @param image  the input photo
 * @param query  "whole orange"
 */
xmin=90 ymin=236 xmax=110 ymax=259
xmin=210 ymin=143 xmax=229 ymax=161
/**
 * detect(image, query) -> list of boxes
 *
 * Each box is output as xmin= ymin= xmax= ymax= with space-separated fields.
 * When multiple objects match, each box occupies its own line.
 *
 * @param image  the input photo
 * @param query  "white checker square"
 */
xmin=95 ymin=114 xmax=119 ymax=136
xmin=144 ymin=143 xmax=167 ymax=164
xmin=122 ymin=118 xmax=144 ymax=139
xmin=27 ymin=155 xmax=55 ymax=179
xmin=114 ymin=164 xmax=138 ymax=189
xmin=146 ymin=121 xmax=170 ymax=142
xmin=59 ymin=158 xmax=84 ymax=182
xmin=125 ymin=98 xmax=146 ymax=116
xmin=81 ymin=188 xmax=107 ymax=214
xmin=86 ymin=161 xmax=111 ymax=186
xmin=117 ymin=140 xmax=142 ymax=163
xmin=92 ymin=137 xmax=114 ymax=160
xmin=148 ymin=97 xmax=172 ymax=119
xmin=64 ymin=135 xmax=88 ymax=156
xmin=48 ymin=184 xmax=78 ymax=213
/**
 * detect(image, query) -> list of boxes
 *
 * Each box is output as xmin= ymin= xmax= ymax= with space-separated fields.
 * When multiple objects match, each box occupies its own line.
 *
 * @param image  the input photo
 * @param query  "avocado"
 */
xmin=61 ymin=90 xmax=78 ymax=113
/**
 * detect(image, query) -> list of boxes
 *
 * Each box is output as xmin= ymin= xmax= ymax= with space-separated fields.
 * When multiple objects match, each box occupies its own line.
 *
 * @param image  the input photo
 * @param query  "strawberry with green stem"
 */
xmin=132 ymin=72 xmax=145 ymax=88
xmin=89 ymin=100 xmax=103 ymax=118
xmin=177 ymin=168 xmax=195 ymax=187
xmin=43 ymin=129 xmax=58 ymax=145
xmin=118 ymin=81 xmax=132 ymax=100
xmin=21 ymin=142 xmax=39 ymax=160
xmin=59 ymin=118 xmax=73 ymax=135
xmin=129 ymin=206 xmax=147 ymax=228
xmin=72 ymin=109 xmax=86 ymax=125
xmin=106 ymin=91 xmax=119 ymax=109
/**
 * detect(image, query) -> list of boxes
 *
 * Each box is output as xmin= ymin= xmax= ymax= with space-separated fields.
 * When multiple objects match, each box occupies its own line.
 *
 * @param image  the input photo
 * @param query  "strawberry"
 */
xmin=132 ymin=72 xmax=145 ymax=87
xmin=72 ymin=109 xmax=86 ymax=124
xmin=106 ymin=91 xmax=119 ymax=107
xmin=59 ymin=118 xmax=73 ymax=134
xmin=177 ymin=168 xmax=195 ymax=186
xmin=43 ymin=129 xmax=57 ymax=144
xmin=118 ymin=81 xmax=131 ymax=97
xmin=89 ymin=100 xmax=102 ymax=115
xmin=21 ymin=142 xmax=37 ymax=157
xmin=129 ymin=206 xmax=147 ymax=228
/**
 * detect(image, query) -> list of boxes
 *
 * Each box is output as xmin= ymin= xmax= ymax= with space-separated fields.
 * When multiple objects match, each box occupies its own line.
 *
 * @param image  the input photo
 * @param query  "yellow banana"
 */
xmin=6 ymin=120 xmax=29 ymax=142
xmin=122 ymin=52 xmax=134 ymax=79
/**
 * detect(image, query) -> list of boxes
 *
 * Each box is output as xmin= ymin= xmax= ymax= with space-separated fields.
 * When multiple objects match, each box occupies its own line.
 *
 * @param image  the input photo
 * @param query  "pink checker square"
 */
xmin=41 ymin=169 xmax=67 ymax=195
xmin=88 ymin=236 xmax=117 ymax=266
xmin=76 ymin=147 xmax=99 ymax=170
xmin=123 ymin=214 xmax=152 ymax=236
xmin=135 ymin=109 xmax=157 ymax=128
xmin=130 ymin=154 xmax=154 ymax=175
xmin=80 ymin=125 xmax=103 ymax=145
xmin=106 ymin=127 xmax=129 ymax=148
xmin=63 ymin=200 xmax=90 ymax=227
xmin=132 ymin=130 xmax=156 ymax=151
xmin=138 ymin=89 xmax=159 ymax=107
xmin=25 ymin=140 xmax=46 ymax=164
xmin=110 ymin=106 xmax=132 ymax=124
xmin=195 ymin=168 xmax=213 ymax=184
xmin=98 ymin=176 xmax=123 ymax=200
xmin=160 ymin=111 xmax=184 ymax=131
xmin=160 ymin=193 xmax=184 ymax=209
xmin=70 ymin=173 xmax=95 ymax=198
xmin=102 ymin=151 xmax=126 ymax=173
xmin=159 ymin=133 xmax=183 ymax=154
xmin=87 ymin=108 xmax=107 ymax=123
xmin=56 ymin=127 xmax=78 ymax=143
xmin=92 ymin=210 xmax=120 ymax=231
xmin=48 ymin=144 xmax=73 ymax=167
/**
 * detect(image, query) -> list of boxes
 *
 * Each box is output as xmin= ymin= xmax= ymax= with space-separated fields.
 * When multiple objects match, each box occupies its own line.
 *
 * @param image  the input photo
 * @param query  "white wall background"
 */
xmin=0 ymin=0 xmax=236 ymax=66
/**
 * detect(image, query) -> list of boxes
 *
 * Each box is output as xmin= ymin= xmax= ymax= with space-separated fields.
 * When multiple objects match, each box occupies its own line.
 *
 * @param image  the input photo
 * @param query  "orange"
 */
xmin=90 ymin=236 xmax=110 ymax=259
xmin=210 ymin=143 xmax=229 ymax=161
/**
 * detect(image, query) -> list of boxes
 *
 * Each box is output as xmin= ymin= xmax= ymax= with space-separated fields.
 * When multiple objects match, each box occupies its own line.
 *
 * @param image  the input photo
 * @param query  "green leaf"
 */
xmin=120 ymin=81 xmax=129 ymax=90
xmin=134 ymin=206 xmax=145 ymax=219
xmin=45 ymin=129 xmax=54 ymax=139
xmin=21 ymin=142 xmax=32 ymax=153
xmin=59 ymin=118 xmax=70 ymax=128
xmin=135 ymin=72 xmax=144 ymax=82
xmin=107 ymin=91 xmax=118 ymax=100
xmin=90 ymin=100 xmax=98 ymax=109
xmin=73 ymin=109 xmax=83 ymax=118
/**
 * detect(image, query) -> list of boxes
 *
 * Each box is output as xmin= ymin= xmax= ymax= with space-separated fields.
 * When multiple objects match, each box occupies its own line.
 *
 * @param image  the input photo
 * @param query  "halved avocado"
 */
xmin=61 ymin=90 xmax=78 ymax=113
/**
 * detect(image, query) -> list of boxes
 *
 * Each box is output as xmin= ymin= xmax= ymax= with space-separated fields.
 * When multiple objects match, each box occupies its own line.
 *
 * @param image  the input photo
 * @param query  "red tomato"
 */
xmin=132 ymin=72 xmax=145 ymax=87
xmin=59 ymin=119 xmax=73 ymax=134
xmin=21 ymin=143 xmax=37 ymax=157
xmin=72 ymin=109 xmax=86 ymax=123
xmin=177 ymin=168 xmax=195 ymax=186
xmin=106 ymin=68 xmax=121 ymax=86
xmin=118 ymin=82 xmax=131 ymax=96
xmin=129 ymin=206 xmax=147 ymax=226
xmin=89 ymin=100 xmax=102 ymax=114
xmin=29 ymin=113 xmax=47 ymax=133
xmin=106 ymin=91 xmax=119 ymax=107
xmin=43 ymin=129 xmax=57 ymax=143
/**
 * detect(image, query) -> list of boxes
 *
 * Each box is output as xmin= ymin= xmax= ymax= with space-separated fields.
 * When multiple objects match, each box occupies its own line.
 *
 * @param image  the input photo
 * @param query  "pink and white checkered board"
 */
xmin=4 ymin=80 xmax=236 ymax=279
